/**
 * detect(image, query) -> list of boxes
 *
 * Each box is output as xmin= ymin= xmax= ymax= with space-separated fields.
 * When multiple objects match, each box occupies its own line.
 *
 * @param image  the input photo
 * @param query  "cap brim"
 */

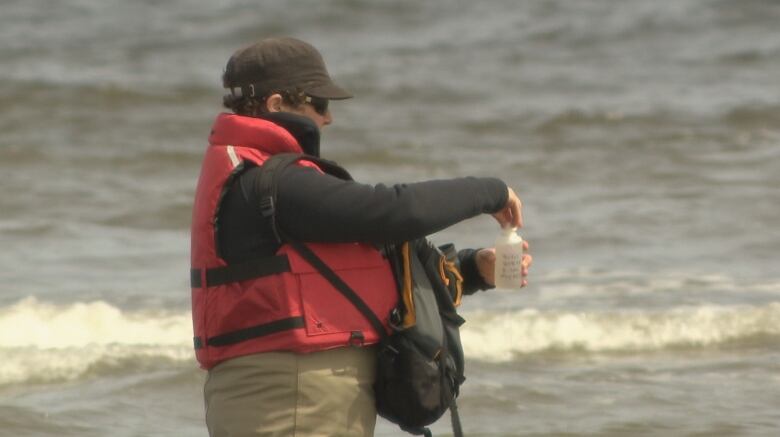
xmin=305 ymin=82 xmax=353 ymax=100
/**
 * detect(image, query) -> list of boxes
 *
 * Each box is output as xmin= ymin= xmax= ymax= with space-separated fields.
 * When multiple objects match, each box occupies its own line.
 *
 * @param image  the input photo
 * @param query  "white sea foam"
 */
xmin=0 ymin=297 xmax=190 ymax=349
xmin=460 ymin=303 xmax=780 ymax=362
xmin=2 ymin=297 xmax=779 ymax=384
xmin=0 ymin=297 xmax=194 ymax=385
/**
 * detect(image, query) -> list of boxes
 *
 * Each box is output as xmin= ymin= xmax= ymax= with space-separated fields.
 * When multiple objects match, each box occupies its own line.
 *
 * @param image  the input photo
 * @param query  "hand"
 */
xmin=492 ymin=187 xmax=523 ymax=229
xmin=475 ymin=240 xmax=533 ymax=287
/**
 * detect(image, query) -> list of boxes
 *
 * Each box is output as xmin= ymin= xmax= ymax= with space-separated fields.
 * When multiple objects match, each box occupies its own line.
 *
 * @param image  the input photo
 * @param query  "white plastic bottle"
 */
xmin=494 ymin=227 xmax=524 ymax=289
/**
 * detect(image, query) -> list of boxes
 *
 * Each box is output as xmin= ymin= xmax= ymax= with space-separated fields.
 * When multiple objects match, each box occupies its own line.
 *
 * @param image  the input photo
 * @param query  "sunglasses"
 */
xmin=304 ymin=95 xmax=329 ymax=115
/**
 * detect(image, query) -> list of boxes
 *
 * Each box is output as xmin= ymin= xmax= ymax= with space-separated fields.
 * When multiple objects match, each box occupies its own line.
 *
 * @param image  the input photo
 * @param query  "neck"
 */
xmin=258 ymin=112 xmax=321 ymax=157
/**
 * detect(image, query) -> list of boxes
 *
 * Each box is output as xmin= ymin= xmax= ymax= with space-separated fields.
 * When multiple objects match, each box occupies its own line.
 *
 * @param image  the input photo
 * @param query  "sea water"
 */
xmin=1 ymin=0 xmax=779 ymax=435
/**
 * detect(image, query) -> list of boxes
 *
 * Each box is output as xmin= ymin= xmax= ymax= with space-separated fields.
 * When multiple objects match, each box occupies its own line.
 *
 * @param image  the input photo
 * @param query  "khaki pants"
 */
xmin=204 ymin=347 xmax=377 ymax=437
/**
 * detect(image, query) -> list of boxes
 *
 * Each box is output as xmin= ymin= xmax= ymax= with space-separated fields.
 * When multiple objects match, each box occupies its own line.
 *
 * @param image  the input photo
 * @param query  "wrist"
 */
xmin=460 ymin=248 xmax=495 ymax=293
xmin=475 ymin=248 xmax=496 ymax=287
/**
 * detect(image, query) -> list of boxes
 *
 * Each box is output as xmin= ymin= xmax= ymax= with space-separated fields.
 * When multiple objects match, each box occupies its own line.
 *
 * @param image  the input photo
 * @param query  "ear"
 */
xmin=265 ymin=94 xmax=283 ymax=112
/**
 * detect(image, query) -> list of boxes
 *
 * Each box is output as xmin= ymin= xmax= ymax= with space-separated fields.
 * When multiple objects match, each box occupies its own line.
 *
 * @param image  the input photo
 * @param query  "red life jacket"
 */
xmin=190 ymin=113 xmax=398 ymax=369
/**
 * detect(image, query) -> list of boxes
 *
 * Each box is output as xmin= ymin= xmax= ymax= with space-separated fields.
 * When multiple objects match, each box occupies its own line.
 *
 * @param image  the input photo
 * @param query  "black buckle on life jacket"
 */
xmin=259 ymin=195 xmax=283 ymax=244
xmin=348 ymin=331 xmax=365 ymax=347
xmin=259 ymin=196 xmax=275 ymax=218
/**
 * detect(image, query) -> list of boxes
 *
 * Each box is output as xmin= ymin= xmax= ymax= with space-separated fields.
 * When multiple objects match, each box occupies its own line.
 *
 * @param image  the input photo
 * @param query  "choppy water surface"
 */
xmin=1 ymin=0 xmax=779 ymax=435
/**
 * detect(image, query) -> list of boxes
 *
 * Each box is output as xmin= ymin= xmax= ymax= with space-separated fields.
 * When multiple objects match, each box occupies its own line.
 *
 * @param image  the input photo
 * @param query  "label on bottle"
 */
xmin=494 ymin=228 xmax=524 ymax=289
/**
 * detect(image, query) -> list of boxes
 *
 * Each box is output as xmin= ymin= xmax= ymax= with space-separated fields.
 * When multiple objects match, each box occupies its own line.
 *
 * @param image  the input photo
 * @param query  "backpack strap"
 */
xmin=286 ymin=240 xmax=389 ymax=342
xmin=254 ymin=154 xmax=388 ymax=337
xmin=255 ymin=153 xmax=302 ymax=244
xmin=450 ymin=397 xmax=464 ymax=437
xmin=255 ymin=153 xmax=352 ymax=244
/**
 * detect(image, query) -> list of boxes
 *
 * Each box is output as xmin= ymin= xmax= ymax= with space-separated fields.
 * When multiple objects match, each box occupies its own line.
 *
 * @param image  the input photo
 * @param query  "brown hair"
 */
xmin=222 ymin=86 xmax=307 ymax=117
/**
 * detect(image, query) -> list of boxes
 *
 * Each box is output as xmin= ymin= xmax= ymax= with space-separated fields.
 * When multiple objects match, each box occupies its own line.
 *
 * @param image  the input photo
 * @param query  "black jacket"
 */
xmin=216 ymin=113 xmax=507 ymax=293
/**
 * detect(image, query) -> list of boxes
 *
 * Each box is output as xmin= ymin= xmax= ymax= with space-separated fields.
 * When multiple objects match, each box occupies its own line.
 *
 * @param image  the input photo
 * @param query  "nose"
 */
xmin=322 ymin=110 xmax=332 ymax=126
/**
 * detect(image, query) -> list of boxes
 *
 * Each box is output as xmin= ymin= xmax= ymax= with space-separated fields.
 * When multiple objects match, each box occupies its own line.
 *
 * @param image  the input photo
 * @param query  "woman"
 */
xmin=190 ymin=37 xmax=532 ymax=436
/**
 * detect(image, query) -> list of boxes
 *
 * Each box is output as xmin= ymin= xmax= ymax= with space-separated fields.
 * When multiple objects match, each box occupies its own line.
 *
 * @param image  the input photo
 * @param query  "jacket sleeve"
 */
xmin=269 ymin=165 xmax=508 ymax=245
xmin=456 ymin=248 xmax=495 ymax=294
xmin=414 ymin=239 xmax=494 ymax=297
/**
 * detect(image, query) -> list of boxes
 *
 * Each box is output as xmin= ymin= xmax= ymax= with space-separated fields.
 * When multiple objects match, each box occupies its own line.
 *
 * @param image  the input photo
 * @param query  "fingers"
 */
xmin=492 ymin=187 xmax=524 ymax=229
xmin=491 ymin=212 xmax=508 ymax=229
xmin=491 ymin=207 xmax=512 ymax=228
xmin=507 ymin=188 xmax=523 ymax=228
xmin=520 ymin=253 xmax=532 ymax=288
xmin=521 ymin=253 xmax=533 ymax=274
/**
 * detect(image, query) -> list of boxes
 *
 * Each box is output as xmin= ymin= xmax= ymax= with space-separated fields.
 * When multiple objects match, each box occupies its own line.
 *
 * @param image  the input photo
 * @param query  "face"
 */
xmin=292 ymin=98 xmax=332 ymax=129
xmin=267 ymin=93 xmax=332 ymax=129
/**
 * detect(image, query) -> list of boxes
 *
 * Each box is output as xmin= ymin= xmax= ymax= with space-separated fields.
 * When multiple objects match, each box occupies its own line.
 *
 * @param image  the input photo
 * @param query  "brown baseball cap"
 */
xmin=223 ymin=37 xmax=352 ymax=100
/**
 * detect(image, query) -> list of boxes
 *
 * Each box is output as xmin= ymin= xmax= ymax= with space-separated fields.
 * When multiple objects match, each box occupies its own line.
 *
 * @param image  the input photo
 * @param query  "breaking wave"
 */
xmin=0 ymin=297 xmax=193 ymax=385
xmin=2 ymin=297 xmax=779 ymax=384
xmin=461 ymin=303 xmax=780 ymax=362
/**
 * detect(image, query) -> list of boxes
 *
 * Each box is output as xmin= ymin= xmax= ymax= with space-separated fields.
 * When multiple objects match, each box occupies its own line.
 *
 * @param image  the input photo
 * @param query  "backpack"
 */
xmin=255 ymin=153 xmax=468 ymax=437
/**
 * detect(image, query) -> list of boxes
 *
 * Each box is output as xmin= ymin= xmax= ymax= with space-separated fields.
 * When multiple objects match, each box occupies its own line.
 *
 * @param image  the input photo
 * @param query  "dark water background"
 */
xmin=1 ymin=0 xmax=779 ymax=435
